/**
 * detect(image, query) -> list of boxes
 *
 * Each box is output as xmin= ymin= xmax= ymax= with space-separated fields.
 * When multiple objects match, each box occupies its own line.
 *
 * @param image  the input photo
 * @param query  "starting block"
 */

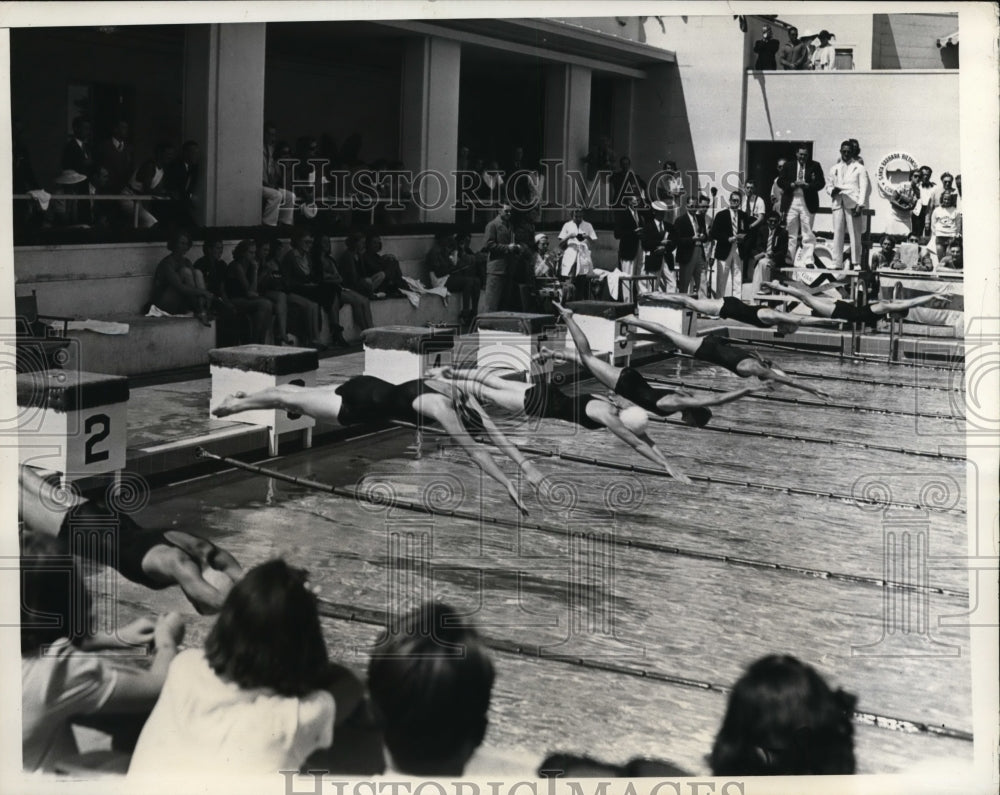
xmin=209 ymin=345 xmax=317 ymax=456
xmin=17 ymin=370 xmax=129 ymax=487
xmin=362 ymin=325 xmax=455 ymax=384
xmin=636 ymin=294 xmax=698 ymax=336
xmin=475 ymin=312 xmax=552 ymax=381
xmin=565 ymin=301 xmax=633 ymax=360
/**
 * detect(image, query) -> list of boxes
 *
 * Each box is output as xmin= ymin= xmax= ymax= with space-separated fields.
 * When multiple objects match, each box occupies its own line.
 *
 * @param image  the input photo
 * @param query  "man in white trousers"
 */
xmin=827 ymin=140 xmax=870 ymax=269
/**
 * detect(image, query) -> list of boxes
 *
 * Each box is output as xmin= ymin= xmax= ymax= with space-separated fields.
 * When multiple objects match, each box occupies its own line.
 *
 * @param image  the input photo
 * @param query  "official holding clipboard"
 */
xmin=827 ymin=139 xmax=871 ymax=269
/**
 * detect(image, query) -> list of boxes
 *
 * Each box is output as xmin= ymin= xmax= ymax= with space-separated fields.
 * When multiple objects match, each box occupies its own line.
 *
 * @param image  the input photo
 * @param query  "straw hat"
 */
xmin=54 ymin=169 xmax=88 ymax=185
xmin=651 ymin=200 xmax=670 ymax=212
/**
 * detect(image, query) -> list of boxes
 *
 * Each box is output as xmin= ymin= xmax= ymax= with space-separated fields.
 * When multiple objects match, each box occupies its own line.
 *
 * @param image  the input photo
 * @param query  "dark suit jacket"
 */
xmin=709 ymin=208 xmax=749 ymax=262
xmin=614 ymin=206 xmax=645 ymax=260
xmin=641 ymin=216 xmax=675 ymax=273
xmin=751 ymin=226 xmax=789 ymax=267
xmin=777 ymin=159 xmax=825 ymax=214
xmin=96 ymin=139 xmax=135 ymax=193
xmin=60 ymin=138 xmax=94 ymax=179
xmin=672 ymin=211 xmax=708 ymax=265
xmin=163 ymin=159 xmax=199 ymax=199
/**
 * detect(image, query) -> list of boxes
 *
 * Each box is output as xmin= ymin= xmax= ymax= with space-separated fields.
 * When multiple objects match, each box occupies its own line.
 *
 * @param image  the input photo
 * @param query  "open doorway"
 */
xmin=745 ymin=140 xmax=813 ymax=197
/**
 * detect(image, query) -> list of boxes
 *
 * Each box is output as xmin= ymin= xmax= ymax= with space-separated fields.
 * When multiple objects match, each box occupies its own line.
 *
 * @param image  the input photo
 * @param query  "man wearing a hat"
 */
xmin=642 ymin=200 xmax=677 ymax=293
xmin=58 ymin=117 xmax=95 ymax=224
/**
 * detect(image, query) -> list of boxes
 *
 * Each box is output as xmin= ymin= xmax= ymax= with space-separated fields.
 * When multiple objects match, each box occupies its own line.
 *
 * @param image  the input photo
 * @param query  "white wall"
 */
xmin=633 ymin=16 xmax=746 ymax=196
xmin=744 ymin=70 xmax=960 ymax=234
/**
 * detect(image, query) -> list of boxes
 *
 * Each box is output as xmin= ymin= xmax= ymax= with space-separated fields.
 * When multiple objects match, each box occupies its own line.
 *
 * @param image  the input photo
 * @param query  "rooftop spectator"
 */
xmin=367 ymin=601 xmax=494 ymax=776
xmin=810 ymin=30 xmax=836 ymax=71
xmin=709 ymin=654 xmax=857 ymax=776
xmin=779 ymin=27 xmax=810 ymax=70
xmin=752 ymin=24 xmax=780 ymax=70
xmin=96 ymin=120 xmax=134 ymax=195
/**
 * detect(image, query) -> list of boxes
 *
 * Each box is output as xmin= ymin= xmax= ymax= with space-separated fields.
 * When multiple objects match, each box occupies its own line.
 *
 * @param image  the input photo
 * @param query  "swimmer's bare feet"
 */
xmin=212 ymin=392 xmax=248 ymax=417
xmin=507 ymin=485 xmax=529 ymax=517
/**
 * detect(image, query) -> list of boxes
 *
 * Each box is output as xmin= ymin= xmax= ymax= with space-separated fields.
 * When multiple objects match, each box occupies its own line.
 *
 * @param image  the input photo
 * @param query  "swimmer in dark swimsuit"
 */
xmin=584 ymin=306 xmax=832 ymax=400
xmin=649 ymin=294 xmax=840 ymax=334
xmin=19 ymin=465 xmax=243 ymax=614
xmin=427 ymin=356 xmax=758 ymax=484
xmin=766 ymin=281 xmax=949 ymax=324
xmin=212 ymin=376 xmax=544 ymax=515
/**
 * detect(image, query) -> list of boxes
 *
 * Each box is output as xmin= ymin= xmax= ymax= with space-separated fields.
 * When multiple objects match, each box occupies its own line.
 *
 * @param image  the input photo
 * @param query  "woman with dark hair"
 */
xmin=150 ymin=229 xmax=215 ymax=326
xmin=709 ymin=655 xmax=857 ymax=776
xmin=224 ymin=239 xmax=275 ymax=344
xmin=312 ymin=233 xmax=372 ymax=335
xmin=21 ymin=534 xmax=185 ymax=772
xmin=129 ymin=559 xmax=359 ymax=776
xmin=361 ymin=231 xmax=406 ymax=296
xmin=212 ymin=376 xmax=546 ymax=515
xmin=256 ymin=236 xmax=297 ymax=345
xmin=586 ymin=304 xmax=831 ymax=399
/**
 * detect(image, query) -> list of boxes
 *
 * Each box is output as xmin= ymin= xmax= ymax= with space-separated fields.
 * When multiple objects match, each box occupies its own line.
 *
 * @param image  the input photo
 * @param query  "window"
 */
xmin=834 ymin=48 xmax=854 ymax=70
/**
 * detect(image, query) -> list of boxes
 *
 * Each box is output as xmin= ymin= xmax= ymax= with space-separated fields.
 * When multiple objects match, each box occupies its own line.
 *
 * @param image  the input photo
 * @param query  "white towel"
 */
xmin=28 ymin=189 xmax=51 ymax=212
xmin=64 ymin=320 xmax=130 ymax=335
xmin=146 ymin=305 xmax=193 ymax=318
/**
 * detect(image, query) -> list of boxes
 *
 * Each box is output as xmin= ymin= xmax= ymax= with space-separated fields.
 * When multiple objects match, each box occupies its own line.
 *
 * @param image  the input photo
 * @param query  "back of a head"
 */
xmin=20 ymin=533 xmax=92 ymax=654
xmin=709 ymin=654 xmax=857 ymax=776
xmin=204 ymin=558 xmax=329 ymax=698
xmin=368 ymin=601 xmax=495 ymax=776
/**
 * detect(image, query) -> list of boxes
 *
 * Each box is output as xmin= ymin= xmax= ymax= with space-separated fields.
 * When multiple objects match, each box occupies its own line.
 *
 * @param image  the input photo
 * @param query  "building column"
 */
xmin=542 ymin=64 xmax=592 ymax=219
xmin=183 ymin=23 xmax=267 ymax=227
xmin=400 ymin=36 xmax=461 ymax=223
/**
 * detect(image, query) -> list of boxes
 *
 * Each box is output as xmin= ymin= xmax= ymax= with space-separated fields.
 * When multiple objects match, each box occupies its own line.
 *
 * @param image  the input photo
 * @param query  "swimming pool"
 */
xmin=102 ymin=350 xmax=971 ymax=774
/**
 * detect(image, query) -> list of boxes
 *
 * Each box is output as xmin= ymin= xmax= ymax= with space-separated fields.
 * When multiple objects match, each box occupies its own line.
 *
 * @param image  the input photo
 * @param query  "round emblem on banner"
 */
xmin=876 ymin=152 xmax=919 ymax=198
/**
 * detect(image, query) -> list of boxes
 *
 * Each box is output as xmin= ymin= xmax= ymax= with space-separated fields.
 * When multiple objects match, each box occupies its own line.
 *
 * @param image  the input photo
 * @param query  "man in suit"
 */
xmin=164 ymin=140 xmax=201 ymax=227
xmin=60 ymin=116 xmax=95 ymax=224
xmin=827 ymin=139 xmax=871 ymax=268
xmin=642 ymin=201 xmax=676 ymax=292
xmin=483 ymin=203 xmax=521 ymax=312
xmin=95 ymin=120 xmax=134 ymax=195
xmin=748 ymin=212 xmax=790 ymax=295
xmin=672 ymin=194 xmax=710 ymax=295
xmin=777 ymin=143 xmax=825 ymax=267
xmin=709 ymin=191 xmax=748 ymax=299
xmin=614 ymin=195 xmax=646 ymax=300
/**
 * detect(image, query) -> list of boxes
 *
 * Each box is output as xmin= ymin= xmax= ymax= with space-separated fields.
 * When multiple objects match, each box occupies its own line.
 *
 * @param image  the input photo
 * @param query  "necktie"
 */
xmin=798 ymin=164 xmax=804 ymax=182
xmin=730 ymin=211 xmax=736 ymax=238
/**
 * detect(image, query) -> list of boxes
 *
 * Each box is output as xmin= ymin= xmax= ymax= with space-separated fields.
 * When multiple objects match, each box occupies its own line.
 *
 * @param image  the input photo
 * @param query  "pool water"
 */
xmin=103 ymin=351 xmax=971 ymax=774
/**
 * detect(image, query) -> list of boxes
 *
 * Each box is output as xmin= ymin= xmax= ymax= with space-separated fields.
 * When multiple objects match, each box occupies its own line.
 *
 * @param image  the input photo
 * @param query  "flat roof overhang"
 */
xmin=379 ymin=18 xmax=675 ymax=78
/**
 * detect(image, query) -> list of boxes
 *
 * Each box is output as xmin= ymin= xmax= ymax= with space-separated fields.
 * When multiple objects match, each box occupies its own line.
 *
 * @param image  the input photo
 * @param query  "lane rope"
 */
xmin=194 ymin=447 xmax=968 ymax=592
xmin=314 ymin=599 xmax=973 ymax=743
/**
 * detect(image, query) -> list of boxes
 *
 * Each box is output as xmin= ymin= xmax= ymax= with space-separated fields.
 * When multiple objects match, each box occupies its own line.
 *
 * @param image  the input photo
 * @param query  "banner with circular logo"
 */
xmin=876 ymin=152 xmax=919 ymax=198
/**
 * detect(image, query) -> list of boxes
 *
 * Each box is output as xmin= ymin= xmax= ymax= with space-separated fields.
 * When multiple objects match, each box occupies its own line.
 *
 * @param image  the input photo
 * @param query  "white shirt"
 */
xmin=129 ymin=649 xmax=335 ymax=777
xmin=558 ymin=219 xmax=598 ymax=276
xmin=811 ymin=43 xmax=836 ymax=70
xmin=827 ymin=159 xmax=871 ymax=209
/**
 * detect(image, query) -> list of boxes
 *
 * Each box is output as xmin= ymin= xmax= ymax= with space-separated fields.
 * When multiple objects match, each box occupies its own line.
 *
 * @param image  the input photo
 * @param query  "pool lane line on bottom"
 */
xmin=314 ymin=598 xmax=973 ymax=744
xmin=642 ymin=375 xmax=964 ymax=422
xmin=194 ymin=447 xmax=968 ymax=599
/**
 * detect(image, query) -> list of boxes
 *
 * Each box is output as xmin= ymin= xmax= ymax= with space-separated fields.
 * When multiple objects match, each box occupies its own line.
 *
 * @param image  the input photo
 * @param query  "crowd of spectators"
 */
xmin=752 ymin=25 xmax=840 ymax=71
xmin=19 ymin=486 xmax=861 ymax=781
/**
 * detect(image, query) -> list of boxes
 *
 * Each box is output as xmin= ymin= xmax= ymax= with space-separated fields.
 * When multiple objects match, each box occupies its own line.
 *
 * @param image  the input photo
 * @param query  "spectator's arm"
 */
xmin=156 ymin=260 xmax=211 ymax=300
xmin=228 ymin=260 xmax=251 ymax=296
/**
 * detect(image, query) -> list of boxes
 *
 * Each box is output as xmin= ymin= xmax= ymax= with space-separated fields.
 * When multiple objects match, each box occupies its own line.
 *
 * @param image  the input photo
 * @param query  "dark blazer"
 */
xmin=641 ymin=216 xmax=675 ymax=273
xmin=751 ymin=226 xmax=789 ymax=267
xmin=60 ymin=138 xmax=94 ymax=179
xmin=777 ymin=159 xmax=826 ymax=214
xmin=672 ymin=210 xmax=708 ymax=265
xmin=96 ymin=139 xmax=135 ymax=193
xmin=709 ymin=208 xmax=749 ymax=262
xmin=614 ymin=206 xmax=645 ymax=261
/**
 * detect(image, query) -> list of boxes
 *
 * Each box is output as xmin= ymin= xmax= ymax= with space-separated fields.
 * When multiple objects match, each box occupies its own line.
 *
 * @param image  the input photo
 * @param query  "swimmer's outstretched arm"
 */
xmin=415 ymin=393 xmax=531 ymax=516
xmin=644 ymin=294 xmax=725 ymax=316
xmin=741 ymin=361 xmax=832 ymax=401
xmin=587 ymin=401 xmax=692 ymax=484
xmin=458 ymin=392 xmax=547 ymax=493
xmin=870 ymin=292 xmax=949 ymax=314
xmin=213 ymin=384 xmax=344 ymax=424
xmin=653 ymin=383 xmax=768 ymax=414
xmin=617 ymin=315 xmax=703 ymax=356
xmin=758 ymin=307 xmax=843 ymax=327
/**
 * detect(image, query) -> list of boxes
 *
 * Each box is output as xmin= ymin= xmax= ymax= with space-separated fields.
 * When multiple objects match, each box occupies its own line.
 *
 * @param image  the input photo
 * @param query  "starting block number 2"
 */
xmin=84 ymin=413 xmax=111 ymax=464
